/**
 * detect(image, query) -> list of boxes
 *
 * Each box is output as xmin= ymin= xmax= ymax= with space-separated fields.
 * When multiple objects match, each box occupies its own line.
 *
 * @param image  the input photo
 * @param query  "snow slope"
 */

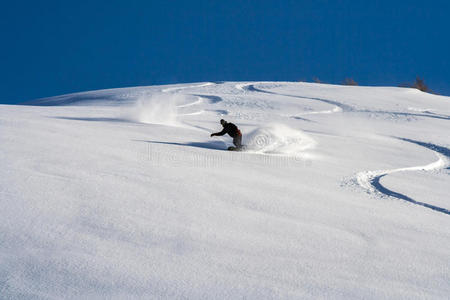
xmin=1 ymin=81 xmax=449 ymax=299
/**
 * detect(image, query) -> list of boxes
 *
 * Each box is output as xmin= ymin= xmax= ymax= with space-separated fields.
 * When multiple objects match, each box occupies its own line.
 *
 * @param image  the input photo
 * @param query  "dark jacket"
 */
xmin=213 ymin=122 xmax=241 ymax=138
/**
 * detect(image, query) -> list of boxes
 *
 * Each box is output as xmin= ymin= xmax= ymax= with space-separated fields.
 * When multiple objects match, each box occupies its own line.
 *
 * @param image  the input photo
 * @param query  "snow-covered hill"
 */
xmin=1 ymin=82 xmax=449 ymax=299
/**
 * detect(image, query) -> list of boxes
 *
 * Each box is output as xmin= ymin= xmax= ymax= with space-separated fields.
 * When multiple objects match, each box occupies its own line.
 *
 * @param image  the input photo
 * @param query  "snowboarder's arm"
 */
xmin=211 ymin=128 xmax=227 ymax=137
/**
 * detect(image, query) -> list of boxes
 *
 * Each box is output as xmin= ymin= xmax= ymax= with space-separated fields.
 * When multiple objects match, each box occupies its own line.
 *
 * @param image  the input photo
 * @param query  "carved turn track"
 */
xmin=356 ymin=137 xmax=450 ymax=215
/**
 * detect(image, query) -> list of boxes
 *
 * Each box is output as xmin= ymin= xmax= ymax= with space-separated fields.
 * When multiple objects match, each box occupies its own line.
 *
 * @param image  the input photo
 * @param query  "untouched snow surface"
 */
xmin=1 ymin=81 xmax=450 ymax=299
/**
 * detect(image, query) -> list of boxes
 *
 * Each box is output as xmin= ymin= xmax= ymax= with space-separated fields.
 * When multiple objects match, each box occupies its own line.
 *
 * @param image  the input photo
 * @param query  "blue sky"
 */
xmin=1 ymin=0 xmax=449 ymax=104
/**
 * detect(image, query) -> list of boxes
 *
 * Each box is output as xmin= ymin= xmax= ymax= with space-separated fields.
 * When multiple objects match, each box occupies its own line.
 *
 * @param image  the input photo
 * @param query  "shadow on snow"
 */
xmin=134 ymin=140 xmax=227 ymax=151
xmin=51 ymin=116 xmax=129 ymax=122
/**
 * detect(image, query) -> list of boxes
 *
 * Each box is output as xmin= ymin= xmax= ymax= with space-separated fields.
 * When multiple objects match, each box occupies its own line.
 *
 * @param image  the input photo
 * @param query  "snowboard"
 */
xmin=227 ymin=146 xmax=246 ymax=151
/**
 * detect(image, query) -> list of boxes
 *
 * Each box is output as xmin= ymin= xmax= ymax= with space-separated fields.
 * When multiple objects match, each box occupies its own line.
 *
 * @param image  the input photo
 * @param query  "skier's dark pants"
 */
xmin=233 ymin=134 xmax=242 ymax=149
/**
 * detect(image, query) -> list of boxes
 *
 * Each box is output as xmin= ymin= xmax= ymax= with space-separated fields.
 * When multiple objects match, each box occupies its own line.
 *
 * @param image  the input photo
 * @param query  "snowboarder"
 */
xmin=210 ymin=119 xmax=243 ymax=150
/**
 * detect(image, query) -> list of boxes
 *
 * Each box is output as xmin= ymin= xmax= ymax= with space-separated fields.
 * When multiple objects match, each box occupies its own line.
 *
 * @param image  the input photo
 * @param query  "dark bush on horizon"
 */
xmin=342 ymin=78 xmax=358 ymax=86
xmin=399 ymin=77 xmax=434 ymax=94
xmin=412 ymin=77 xmax=432 ymax=93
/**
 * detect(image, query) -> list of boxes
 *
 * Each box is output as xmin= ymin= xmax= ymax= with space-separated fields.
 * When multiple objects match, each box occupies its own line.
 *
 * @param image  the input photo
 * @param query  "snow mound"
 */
xmin=244 ymin=123 xmax=316 ymax=154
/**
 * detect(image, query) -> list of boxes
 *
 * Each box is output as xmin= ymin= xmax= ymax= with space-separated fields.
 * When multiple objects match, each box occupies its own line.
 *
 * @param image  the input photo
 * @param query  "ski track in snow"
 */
xmin=356 ymin=138 xmax=450 ymax=215
xmin=161 ymin=82 xmax=214 ymax=93
xmin=238 ymin=83 xmax=450 ymax=122
xmin=162 ymin=87 xmax=228 ymax=132
xmin=169 ymin=88 xmax=226 ymax=118
xmin=355 ymin=109 xmax=450 ymax=121
xmin=176 ymin=97 xmax=207 ymax=116
xmin=176 ymin=96 xmax=203 ymax=108
xmin=405 ymin=108 xmax=450 ymax=119
xmin=165 ymin=82 xmax=450 ymax=124
xmin=241 ymin=83 xmax=353 ymax=114
xmin=176 ymin=95 xmax=227 ymax=117
xmin=177 ymin=110 xmax=205 ymax=116
xmin=191 ymin=94 xmax=223 ymax=104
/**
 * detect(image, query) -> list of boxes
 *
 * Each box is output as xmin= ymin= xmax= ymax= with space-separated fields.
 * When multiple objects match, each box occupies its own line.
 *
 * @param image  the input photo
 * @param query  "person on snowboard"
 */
xmin=210 ymin=119 xmax=242 ymax=150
